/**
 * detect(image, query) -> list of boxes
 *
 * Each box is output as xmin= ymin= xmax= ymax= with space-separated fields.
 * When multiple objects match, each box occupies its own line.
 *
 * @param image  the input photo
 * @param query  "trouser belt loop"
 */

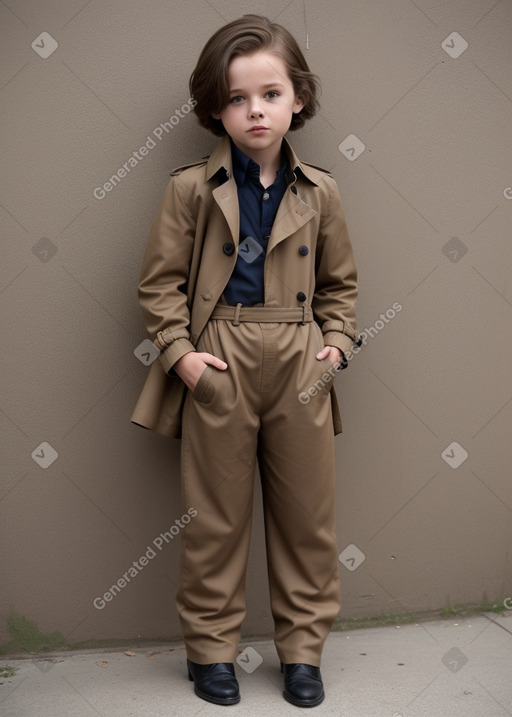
xmin=233 ymin=302 xmax=242 ymax=326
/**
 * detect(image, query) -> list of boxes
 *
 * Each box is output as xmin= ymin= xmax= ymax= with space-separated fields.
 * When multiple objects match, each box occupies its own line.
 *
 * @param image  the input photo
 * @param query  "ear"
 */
xmin=212 ymin=112 xmax=221 ymax=120
xmin=293 ymin=96 xmax=305 ymax=114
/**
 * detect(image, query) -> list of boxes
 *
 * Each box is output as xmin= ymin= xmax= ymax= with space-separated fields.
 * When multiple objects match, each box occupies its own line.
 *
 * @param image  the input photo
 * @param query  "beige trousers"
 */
xmin=176 ymin=309 xmax=341 ymax=666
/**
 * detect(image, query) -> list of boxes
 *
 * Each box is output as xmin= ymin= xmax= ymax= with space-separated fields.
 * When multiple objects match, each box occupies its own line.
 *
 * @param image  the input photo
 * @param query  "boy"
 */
xmin=131 ymin=14 xmax=359 ymax=708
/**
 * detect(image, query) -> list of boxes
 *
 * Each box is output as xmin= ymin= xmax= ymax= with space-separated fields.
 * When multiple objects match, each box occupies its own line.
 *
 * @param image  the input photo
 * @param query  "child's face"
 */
xmin=212 ymin=50 xmax=304 ymax=160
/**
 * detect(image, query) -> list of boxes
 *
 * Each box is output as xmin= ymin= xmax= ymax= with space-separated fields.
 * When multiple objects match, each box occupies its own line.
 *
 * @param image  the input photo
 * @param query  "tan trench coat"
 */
xmin=131 ymin=135 xmax=359 ymax=439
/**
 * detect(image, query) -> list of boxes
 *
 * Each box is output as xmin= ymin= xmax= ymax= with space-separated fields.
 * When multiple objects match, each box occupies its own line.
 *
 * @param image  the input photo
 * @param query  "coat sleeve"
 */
xmin=138 ymin=176 xmax=197 ymax=374
xmin=313 ymin=174 xmax=360 ymax=361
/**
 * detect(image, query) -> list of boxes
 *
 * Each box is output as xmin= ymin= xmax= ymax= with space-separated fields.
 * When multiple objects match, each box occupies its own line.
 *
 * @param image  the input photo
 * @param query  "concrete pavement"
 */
xmin=1 ymin=613 xmax=511 ymax=716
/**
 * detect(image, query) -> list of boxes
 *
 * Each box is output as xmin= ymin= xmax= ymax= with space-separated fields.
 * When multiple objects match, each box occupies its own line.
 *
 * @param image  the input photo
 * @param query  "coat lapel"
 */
xmin=206 ymin=136 xmax=240 ymax=247
xmin=267 ymin=138 xmax=320 ymax=253
xmin=212 ymin=180 xmax=240 ymax=248
xmin=267 ymin=187 xmax=316 ymax=254
xmin=205 ymin=135 xmax=321 ymax=254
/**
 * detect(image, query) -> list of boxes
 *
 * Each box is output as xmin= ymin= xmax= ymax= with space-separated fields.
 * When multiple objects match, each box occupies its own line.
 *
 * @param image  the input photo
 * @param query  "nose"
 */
xmin=248 ymin=96 xmax=264 ymax=118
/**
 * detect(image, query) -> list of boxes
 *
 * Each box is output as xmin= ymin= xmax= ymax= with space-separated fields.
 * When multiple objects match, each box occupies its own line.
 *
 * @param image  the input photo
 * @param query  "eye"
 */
xmin=229 ymin=95 xmax=244 ymax=104
xmin=265 ymin=90 xmax=279 ymax=99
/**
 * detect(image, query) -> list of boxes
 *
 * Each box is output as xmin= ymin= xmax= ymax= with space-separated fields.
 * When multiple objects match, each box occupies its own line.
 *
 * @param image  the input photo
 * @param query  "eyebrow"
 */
xmin=229 ymin=83 xmax=285 ymax=93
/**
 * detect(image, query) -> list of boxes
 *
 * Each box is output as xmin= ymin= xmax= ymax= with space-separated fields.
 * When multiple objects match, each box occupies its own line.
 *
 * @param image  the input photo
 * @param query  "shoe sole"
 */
xmin=283 ymin=689 xmax=325 ymax=707
xmin=193 ymin=685 xmax=240 ymax=705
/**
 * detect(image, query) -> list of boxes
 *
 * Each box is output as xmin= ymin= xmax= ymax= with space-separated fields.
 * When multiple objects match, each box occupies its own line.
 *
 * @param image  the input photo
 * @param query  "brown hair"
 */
xmin=189 ymin=14 xmax=320 ymax=136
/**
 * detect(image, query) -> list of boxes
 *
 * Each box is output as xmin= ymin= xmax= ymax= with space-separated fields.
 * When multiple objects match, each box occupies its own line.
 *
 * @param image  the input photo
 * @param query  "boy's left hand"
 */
xmin=316 ymin=345 xmax=344 ymax=370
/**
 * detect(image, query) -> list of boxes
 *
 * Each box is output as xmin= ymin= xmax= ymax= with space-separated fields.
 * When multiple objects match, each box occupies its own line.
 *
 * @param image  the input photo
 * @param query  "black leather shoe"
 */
xmin=187 ymin=659 xmax=240 ymax=705
xmin=281 ymin=662 xmax=325 ymax=707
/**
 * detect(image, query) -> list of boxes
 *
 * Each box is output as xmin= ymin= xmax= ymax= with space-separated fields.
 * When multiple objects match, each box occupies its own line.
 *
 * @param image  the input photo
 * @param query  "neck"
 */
xmin=233 ymin=139 xmax=283 ymax=183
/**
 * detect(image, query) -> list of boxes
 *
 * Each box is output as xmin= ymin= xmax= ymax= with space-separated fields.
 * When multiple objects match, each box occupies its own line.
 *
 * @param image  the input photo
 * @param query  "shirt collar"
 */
xmin=205 ymin=135 xmax=324 ymax=187
xmin=230 ymin=139 xmax=288 ymax=188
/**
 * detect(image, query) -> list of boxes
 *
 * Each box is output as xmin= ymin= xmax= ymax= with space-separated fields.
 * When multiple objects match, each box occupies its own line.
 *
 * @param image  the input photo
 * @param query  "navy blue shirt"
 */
xmin=222 ymin=141 xmax=289 ymax=306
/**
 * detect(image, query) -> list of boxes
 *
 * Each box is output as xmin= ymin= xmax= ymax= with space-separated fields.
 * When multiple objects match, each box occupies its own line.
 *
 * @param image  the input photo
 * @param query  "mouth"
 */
xmin=248 ymin=126 xmax=268 ymax=133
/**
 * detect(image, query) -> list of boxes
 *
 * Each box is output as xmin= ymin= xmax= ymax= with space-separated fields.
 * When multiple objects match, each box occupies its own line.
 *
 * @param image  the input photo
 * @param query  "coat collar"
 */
xmin=207 ymin=135 xmax=319 ymax=255
xmin=205 ymin=135 xmax=323 ymax=186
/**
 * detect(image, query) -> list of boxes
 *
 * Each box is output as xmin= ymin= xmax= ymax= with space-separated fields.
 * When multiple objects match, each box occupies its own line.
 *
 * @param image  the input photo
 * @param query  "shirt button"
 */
xmin=299 ymin=245 xmax=309 ymax=256
xmin=262 ymin=192 xmax=270 ymax=201
xmin=223 ymin=242 xmax=235 ymax=255
xmin=296 ymin=291 xmax=307 ymax=302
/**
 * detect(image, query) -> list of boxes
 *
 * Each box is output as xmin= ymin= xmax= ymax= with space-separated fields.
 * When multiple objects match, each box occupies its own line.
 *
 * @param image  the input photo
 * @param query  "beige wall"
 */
xmin=1 ymin=0 xmax=511 ymax=649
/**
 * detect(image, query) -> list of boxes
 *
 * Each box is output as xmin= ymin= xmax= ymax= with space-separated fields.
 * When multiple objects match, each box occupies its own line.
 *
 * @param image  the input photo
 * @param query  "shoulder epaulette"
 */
xmin=170 ymin=156 xmax=210 ymax=176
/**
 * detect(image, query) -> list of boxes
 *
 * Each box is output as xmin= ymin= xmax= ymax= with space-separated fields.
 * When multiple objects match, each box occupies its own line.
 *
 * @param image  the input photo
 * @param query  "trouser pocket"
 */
xmin=191 ymin=365 xmax=215 ymax=404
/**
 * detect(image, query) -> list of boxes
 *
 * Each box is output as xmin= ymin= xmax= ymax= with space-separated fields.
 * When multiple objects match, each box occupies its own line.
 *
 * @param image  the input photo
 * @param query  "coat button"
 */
xmin=296 ymin=291 xmax=307 ymax=302
xmin=223 ymin=242 xmax=235 ymax=256
xmin=299 ymin=245 xmax=309 ymax=256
